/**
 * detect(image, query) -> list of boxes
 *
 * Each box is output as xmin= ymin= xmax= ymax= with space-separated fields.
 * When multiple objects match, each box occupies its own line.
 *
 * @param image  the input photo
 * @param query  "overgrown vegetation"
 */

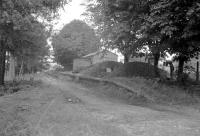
xmin=79 ymin=61 xmax=200 ymax=108
xmin=84 ymin=0 xmax=200 ymax=82
xmin=0 ymin=77 xmax=41 ymax=97
xmin=80 ymin=61 xmax=167 ymax=79
xmin=0 ymin=0 xmax=70 ymax=86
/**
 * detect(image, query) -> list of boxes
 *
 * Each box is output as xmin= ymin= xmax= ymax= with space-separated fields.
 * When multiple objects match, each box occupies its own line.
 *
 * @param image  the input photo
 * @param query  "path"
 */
xmin=0 ymin=73 xmax=200 ymax=136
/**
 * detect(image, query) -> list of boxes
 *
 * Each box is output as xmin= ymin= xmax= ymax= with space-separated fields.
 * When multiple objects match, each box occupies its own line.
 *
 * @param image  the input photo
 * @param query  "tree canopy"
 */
xmin=52 ymin=20 xmax=100 ymax=69
xmin=13 ymin=20 xmax=50 ymax=74
xmin=0 ymin=0 xmax=69 ymax=85
xmin=145 ymin=0 xmax=200 ymax=80
xmin=84 ymin=0 xmax=200 ymax=81
xmin=84 ymin=0 xmax=149 ymax=61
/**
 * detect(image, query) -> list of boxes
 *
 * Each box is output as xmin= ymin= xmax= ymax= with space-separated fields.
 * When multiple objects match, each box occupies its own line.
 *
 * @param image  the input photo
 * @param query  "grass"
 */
xmin=79 ymin=79 xmax=149 ymax=106
xmin=0 ymin=74 xmax=45 ymax=136
xmin=76 ymin=76 xmax=200 ymax=114
xmin=0 ymin=116 xmax=34 ymax=136
xmin=111 ymin=77 xmax=200 ymax=106
xmin=78 ymin=61 xmax=200 ymax=109
xmin=0 ymin=77 xmax=41 ymax=97
xmin=0 ymin=87 xmax=37 ymax=136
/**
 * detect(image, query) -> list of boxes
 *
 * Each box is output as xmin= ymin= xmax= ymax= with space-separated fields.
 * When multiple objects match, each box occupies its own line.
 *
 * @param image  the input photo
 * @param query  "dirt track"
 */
xmin=0 ymin=73 xmax=200 ymax=136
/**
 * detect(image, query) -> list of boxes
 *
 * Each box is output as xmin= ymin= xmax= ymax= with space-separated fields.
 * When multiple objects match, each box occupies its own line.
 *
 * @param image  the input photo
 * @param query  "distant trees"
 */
xmin=52 ymin=20 xmax=100 ymax=69
xmin=0 ymin=0 xmax=69 ymax=85
xmin=85 ymin=0 xmax=200 ymax=81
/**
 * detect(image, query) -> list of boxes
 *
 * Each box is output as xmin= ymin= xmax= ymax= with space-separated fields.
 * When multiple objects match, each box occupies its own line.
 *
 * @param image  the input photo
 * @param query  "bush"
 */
xmin=110 ymin=62 xmax=166 ymax=78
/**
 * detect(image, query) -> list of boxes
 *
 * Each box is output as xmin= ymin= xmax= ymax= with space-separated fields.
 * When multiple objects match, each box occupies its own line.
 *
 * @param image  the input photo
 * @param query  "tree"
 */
xmin=146 ymin=0 xmax=200 ymax=81
xmin=135 ymin=35 xmax=166 ymax=77
xmin=84 ymin=0 xmax=149 ymax=61
xmin=85 ymin=0 xmax=200 ymax=80
xmin=0 ymin=0 xmax=69 ymax=85
xmin=13 ymin=21 xmax=50 ymax=75
xmin=52 ymin=20 xmax=100 ymax=69
xmin=85 ymin=0 xmax=168 ymax=76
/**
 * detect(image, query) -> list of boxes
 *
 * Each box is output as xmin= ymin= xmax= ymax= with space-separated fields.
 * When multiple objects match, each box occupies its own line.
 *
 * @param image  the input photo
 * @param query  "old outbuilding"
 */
xmin=73 ymin=50 xmax=118 ymax=72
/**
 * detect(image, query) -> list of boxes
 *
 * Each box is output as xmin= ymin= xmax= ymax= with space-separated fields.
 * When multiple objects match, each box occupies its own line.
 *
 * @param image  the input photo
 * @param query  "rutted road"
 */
xmin=0 ymin=73 xmax=200 ymax=136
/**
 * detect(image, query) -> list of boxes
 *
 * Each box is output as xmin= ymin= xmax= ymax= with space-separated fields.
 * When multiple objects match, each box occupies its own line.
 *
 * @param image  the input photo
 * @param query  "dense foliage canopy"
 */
xmin=0 ymin=0 xmax=69 ymax=85
xmin=52 ymin=20 xmax=100 ymax=69
xmin=85 ymin=0 xmax=200 ymax=81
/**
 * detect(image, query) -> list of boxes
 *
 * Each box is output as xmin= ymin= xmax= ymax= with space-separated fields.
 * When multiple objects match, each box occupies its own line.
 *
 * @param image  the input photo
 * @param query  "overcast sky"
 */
xmin=54 ymin=0 xmax=87 ymax=31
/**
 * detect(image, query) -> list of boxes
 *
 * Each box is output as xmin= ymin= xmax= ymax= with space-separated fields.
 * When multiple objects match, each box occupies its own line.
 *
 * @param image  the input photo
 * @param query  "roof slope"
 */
xmin=82 ymin=50 xmax=118 ymax=58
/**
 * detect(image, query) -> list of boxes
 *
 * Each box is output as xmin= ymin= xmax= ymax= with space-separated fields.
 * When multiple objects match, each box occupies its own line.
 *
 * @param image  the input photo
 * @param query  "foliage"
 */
xmin=85 ymin=0 xmax=200 ymax=81
xmin=0 ymin=0 xmax=70 ymax=85
xmin=84 ymin=0 xmax=148 ymax=60
xmin=145 ymin=0 xmax=200 ymax=80
xmin=52 ymin=20 xmax=100 ymax=68
xmin=13 ymin=21 xmax=50 ymax=73
xmin=146 ymin=0 xmax=200 ymax=56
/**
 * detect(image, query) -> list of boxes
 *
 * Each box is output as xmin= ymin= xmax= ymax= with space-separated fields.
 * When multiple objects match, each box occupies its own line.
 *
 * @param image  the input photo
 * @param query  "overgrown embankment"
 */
xmin=70 ymin=61 xmax=200 ymax=110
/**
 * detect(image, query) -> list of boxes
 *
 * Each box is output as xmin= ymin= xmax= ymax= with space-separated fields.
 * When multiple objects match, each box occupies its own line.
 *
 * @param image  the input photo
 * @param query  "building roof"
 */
xmin=82 ymin=50 xmax=118 ymax=58
xmin=82 ymin=51 xmax=100 ymax=58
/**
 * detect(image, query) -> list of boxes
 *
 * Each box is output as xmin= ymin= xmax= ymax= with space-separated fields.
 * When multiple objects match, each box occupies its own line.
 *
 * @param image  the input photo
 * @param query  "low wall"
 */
xmin=73 ymin=58 xmax=91 ymax=73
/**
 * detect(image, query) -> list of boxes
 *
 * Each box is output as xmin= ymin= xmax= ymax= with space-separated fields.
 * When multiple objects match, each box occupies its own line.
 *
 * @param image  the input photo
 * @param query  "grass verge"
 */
xmin=0 ymin=80 xmax=41 ymax=97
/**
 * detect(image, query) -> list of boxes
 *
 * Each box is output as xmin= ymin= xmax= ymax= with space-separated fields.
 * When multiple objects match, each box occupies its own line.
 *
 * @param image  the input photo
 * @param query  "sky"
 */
xmin=51 ymin=0 xmax=124 ymax=62
xmin=48 ymin=0 xmax=87 ymax=51
xmin=53 ymin=0 xmax=87 ymax=31
xmin=48 ymin=0 xmax=89 ymax=63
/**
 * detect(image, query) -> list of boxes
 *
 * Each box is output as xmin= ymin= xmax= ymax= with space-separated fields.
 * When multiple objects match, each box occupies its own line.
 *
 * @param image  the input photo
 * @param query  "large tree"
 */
xmin=146 ymin=0 xmax=200 ymax=81
xmin=85 ymin=0 xmax=200 ymax=80
xmin=0 ymin=0 xmax=69 ymax=85
xmin=13 ymin=21 xmax=50 ymax=74
xmin=5 ymin=20 xmax=49 ymax=80
xmin=85 ymin=0 xmax=147 ymax=63
xmin=52 ymin=20 xmax=100 ymax=69
xmin=84 ymin=0 xmax=152 ymax=61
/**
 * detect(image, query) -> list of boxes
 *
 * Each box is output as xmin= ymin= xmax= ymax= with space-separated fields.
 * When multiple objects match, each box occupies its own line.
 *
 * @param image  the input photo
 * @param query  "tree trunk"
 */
xmin=8 ymin=53 xmax=15 ymax=81
xmin=170 ymin=62 xmax=174 ymax=80
xmin=153 ymin=53 xmax=160 ymax=77
xmin=19 ymin=60 xmax=24 ymax=76
xmin=177 ymin=57 xmax=185 ymax=82
xmin=124 ymin=54 xmax=129 ymax=63
xmin=0 ymin=40 xmax=6 ymax=86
